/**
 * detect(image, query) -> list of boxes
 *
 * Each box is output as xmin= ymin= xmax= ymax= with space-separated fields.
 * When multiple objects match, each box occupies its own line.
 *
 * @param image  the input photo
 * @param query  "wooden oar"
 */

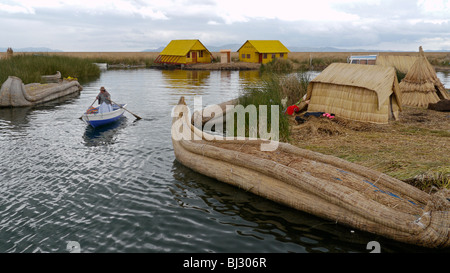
xmin=111 ymin=100 xmax=142 ymax=120
xmin=79 ymin=97 xmax=98 ymax=119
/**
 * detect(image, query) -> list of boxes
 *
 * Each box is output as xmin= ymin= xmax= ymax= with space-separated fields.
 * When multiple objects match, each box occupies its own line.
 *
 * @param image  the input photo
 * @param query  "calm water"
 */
xmin=437 ymin=71 xmax=450 ymax=88
xmin=0 ymin=69 xmax=448 ymax=253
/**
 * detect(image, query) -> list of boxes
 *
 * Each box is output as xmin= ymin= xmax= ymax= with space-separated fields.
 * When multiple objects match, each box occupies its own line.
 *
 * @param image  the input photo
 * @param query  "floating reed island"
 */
xmin=0 ymin=73 xmax=82 ymax=107
xmin=172 ymin=96 xmax=450 ymax=248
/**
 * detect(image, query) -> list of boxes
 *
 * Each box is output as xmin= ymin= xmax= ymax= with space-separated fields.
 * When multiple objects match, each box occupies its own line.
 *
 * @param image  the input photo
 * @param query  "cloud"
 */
xmin=0 ymin=0 xmax=169 ymax=19
xmin=1 ymin=0 xmax=449 ymax=51
xmin=0 ymin=2 xmax=35 ymax=14
xmin=214 ymin=0 xmax=361 ymax=23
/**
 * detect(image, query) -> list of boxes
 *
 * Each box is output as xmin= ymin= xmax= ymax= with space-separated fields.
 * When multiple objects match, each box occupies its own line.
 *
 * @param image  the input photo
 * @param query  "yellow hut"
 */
xmin=237 ymin=40 xmax=289 ymax=64
xmin=306 ymin=63 xmax=402 ymax=124
xmin=155 ymin=39 xmax=212 ymax=65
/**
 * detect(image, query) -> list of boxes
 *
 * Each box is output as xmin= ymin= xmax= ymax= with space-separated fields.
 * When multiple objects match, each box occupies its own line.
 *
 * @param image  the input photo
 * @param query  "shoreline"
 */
xmin=1 ymin=51 xmax=449 ymax=72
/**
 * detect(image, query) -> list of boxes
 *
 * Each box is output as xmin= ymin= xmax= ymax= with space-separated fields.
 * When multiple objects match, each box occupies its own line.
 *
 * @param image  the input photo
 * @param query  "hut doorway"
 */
xmin=436 ymin=85 xmax=445 ymax=100
xmin=192 ymin=52 xmax=197 ymax=63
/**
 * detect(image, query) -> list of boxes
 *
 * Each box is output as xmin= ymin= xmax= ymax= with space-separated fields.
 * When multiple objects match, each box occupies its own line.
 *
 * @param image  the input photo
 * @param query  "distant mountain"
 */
xmin=286 ymin=46 xmax=389 ymax=52
xmin=141 ymin=44 xmax=429 ymax=53
xmin=205 ymin=44 xmax=242 ymax=52
xmin=142 ymin=44 xmax=242 ymax=53
xmin=286 ymin=46 xmax=450 ymax=52
xmin=0 ymin=47 xmax=63 ymax=52
xmin=142 ymin=47 xmax=166 ymax=52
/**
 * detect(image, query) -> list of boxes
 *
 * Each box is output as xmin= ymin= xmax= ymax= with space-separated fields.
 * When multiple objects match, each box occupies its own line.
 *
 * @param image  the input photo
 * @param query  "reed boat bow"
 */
xmin=171 ymin=96 xmax=450 ymax=248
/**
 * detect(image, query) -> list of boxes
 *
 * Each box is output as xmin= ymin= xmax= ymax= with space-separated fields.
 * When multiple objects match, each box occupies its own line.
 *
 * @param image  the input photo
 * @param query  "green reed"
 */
xmin=229 ymin=72 xmax=309 ymax=142
xmin=0 ymin=54 xmax=101 ymax=84
xmin=260 ymin=58 xmax=294 ymax=74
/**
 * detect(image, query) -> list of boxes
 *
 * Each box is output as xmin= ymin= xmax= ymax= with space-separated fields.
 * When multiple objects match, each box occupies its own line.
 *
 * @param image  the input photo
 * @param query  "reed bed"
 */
xmin=260 ymin=58 xmax=294 ymax=73
xmin=235 ymin=72 xmax=310 ymax=141
xmin=0 ymin=54 xmax=101 ymax=84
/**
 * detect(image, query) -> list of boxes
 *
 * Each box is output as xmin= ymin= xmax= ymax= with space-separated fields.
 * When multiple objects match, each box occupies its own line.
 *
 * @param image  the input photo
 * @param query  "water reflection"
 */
xmin=171 ymin=161 xmax=377 ymax=252
xmin=161 ymin=70 xmax=211 ymax=90
xmin=0 ymin=107 xmax=32 ymax=126
xmin=0 ymin=92 xmax=81 ymax=127
xmin=170 ymin=160 xmax=440 ymax=253
xmin=82 ymin=117 xmax=128 ymax=146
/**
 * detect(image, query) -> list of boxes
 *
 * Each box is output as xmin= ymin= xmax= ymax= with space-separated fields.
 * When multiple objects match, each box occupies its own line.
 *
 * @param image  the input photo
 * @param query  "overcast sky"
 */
xmin=1 ymin=0 xmax=449 ymax=52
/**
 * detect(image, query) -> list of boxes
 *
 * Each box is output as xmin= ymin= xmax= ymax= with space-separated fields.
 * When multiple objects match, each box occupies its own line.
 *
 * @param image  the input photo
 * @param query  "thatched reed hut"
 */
xmin=305 ymin=63 xmax=402 ymax=124
xmin=399 ymin=47 xmax=449 ymax=107
xmin=376 ymin=55 xmax=419 ymax=74
xmin=6 ymin=47 xmax=13 ymax=59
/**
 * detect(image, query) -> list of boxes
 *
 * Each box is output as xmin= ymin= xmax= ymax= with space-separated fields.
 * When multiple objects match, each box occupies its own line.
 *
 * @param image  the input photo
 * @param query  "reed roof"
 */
xmin=307 ymin=63 xmax=401 ymax=111
xmin=399 ymin=46 xmax=449 ymax=107
xmin=376 ymin=55 xmax=419 ymax=74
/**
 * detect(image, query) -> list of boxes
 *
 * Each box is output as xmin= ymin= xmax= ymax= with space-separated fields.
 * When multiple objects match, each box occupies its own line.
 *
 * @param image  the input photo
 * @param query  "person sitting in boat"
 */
xmin=96 ymin=86 xmax=113 ymax=113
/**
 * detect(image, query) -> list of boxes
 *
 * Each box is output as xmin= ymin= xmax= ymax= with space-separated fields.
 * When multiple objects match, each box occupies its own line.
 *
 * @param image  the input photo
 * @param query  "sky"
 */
xmin=0 ymin=0 xmax=450 ymax=52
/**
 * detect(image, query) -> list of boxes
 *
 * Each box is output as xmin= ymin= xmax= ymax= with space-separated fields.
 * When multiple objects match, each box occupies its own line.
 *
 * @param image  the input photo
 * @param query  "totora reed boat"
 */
xmin=171 ymin=96 xmax=450 ymax=248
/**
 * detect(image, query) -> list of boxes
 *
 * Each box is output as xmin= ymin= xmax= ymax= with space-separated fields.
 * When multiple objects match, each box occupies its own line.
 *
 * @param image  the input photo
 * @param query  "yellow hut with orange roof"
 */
xmin=155 ymin=40 xmax=212 ymax=65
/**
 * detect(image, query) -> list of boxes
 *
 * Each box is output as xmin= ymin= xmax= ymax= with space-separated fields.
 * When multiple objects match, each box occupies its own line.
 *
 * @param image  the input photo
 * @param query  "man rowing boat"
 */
xmin=97 ymin=86 xmax=113 ymax=113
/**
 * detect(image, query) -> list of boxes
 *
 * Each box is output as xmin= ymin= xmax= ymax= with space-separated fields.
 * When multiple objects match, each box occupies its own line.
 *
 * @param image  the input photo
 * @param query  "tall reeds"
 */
xmin=260 ymin=58 xmax=294 ymax=74
xmin=0 ymin=54 xmax=101 ymax=84
xmin=233 ymin=72 xmax=311 ymax=142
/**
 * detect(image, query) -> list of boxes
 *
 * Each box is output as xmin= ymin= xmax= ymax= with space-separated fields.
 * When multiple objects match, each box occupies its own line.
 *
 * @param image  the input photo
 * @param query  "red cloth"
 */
xmin=286 ymin=105 xmax=299 ymax=115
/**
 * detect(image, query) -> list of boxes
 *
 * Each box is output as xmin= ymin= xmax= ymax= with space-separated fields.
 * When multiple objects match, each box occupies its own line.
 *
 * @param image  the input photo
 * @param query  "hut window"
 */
xmin=242 ymin=54 xmax=246 ymax=59
xmin=199 ymin=51 xmax=203 ymax=58
xmin=187 ymin=52 xmax=190 ymax=58
xmin=263 ymin=54 xmax=267 ymax=59
xmin=280 ymin=53 xmax=284 ymax=58
xmin=272 ymin=54 xmax=276 ymax=59
xmin=247 ymin=54 xmax=250 ymax=59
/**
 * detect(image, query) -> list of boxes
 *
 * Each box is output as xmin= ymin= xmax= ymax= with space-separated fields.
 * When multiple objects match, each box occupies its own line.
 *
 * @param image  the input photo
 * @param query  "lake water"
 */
xmin=437 ymin=71 xmax=450 ymax=88
xmin=0 ymin=68 xmax=448 ymax=254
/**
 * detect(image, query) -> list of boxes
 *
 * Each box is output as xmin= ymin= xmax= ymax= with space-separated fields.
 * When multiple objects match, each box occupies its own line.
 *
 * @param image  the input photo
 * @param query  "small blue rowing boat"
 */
xmin=81 ymin=103 xmax=127 ymax=128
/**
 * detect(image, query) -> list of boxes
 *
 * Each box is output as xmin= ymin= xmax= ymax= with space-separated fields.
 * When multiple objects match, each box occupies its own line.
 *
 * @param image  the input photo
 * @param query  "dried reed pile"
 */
xmin=305 ymin=63 xmax=402 ymax=124
xmin=399 ymin=47 xmax=449 ymax=107
xmin=172 ymin=97 xmax=450 ymax=248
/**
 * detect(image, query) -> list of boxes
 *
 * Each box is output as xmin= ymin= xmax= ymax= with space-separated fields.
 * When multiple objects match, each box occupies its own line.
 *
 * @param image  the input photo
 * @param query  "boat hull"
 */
xmin=82 ymin=104 xmax=126 ymax=128
xmin=0 ymin=76 xmax=83 ymax=107
xmin=171 ymin=96 xmax=450 ymax=248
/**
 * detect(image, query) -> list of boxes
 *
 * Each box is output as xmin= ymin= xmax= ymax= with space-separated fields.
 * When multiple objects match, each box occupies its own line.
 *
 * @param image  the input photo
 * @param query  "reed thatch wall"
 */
xmin=376 ymin=55 xmax=419 ymax=74
xmin=306 ymin=63 xmax=401 ymax=124
xmin=399 ymin=47 xmax=449 ymax=107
